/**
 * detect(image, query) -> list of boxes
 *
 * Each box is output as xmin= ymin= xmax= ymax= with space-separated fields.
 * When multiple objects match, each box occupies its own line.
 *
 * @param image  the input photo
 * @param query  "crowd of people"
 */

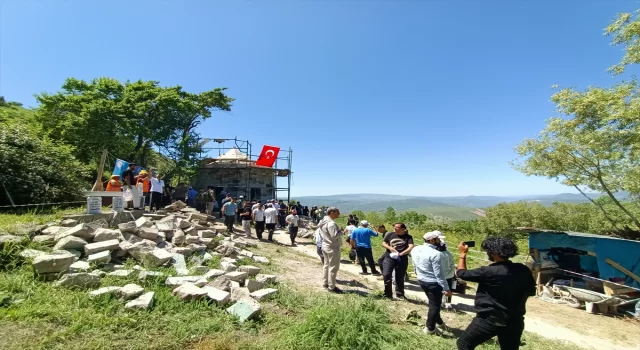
xmin=314 ymin=206 xmax=536 ymax=350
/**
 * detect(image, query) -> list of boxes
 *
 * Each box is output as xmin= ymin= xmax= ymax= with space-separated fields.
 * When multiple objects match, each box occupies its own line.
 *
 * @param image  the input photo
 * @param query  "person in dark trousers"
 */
xmin=277 ymin=200 xmax=288 ymax=228
xmin=455 ymin=237 xmax=536 ymax=350
xmin=252 ymin=202 xmax=265 ymax=240
xmin=264 ymin=203 xmax=278 ymax=241
xmin=221 ymin=197 xmax=238 ymax=233
xmin=412 ymin=231 xmax=451 ymax=335
xmin=349 ymin=220 xmax=381 ymax=275
xmin=376 ymin=225 xmax=390 ymax=274
xmin=381 ymin=223 xmax=414 ymax=299
xmin=285 ymin=209 xmax=300 ymax=246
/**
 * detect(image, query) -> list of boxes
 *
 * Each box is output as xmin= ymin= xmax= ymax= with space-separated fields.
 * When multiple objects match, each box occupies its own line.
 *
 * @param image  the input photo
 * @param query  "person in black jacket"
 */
xmin=455 ymin=237 xmax=536 ymax=349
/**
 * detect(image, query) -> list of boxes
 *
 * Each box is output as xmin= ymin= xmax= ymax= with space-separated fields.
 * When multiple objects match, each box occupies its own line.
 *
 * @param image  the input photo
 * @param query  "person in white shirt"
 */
xmin=285 ymin=209 xmax=300 ymax=246
xmin=252 ymin=202 xmax=266 ymax=240
xmin=149 ymin=173 xmax=165 ymax=212
xmin=344 ymin=223 xmax=357 ymax=264
xmin=264 ymin=203 xmax=278 ymax=242
xmin=252 ymin=200 xmax=262 ymax=211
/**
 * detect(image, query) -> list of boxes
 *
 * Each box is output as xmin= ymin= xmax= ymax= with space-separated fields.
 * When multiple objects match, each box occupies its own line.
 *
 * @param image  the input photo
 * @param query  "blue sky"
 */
xmin=1 ymin=1 xmax=637 ymax=197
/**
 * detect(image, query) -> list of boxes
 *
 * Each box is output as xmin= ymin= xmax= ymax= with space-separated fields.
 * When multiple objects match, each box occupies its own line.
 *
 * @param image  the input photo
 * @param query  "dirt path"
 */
xmin=245 ymin=227 xmax=639 ymax=350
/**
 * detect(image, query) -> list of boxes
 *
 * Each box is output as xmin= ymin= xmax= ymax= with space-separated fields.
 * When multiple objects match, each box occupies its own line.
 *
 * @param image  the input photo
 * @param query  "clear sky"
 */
xmin=1 ymin=1 xmax=637 ymax=197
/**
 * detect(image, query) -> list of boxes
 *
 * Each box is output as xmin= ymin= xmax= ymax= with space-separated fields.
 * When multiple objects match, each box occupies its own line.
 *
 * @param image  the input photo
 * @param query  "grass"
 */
xmin=0 ymin=207 xmax=85 ymax=234
xmin=0 ymin=208 xmax=577 ymax=350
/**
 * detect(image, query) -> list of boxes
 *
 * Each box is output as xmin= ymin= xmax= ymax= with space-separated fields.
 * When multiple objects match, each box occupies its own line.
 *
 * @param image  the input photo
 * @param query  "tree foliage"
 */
xmin=35 ymin=78 xmax=233 ymax=173
xmin=0 ymin=116 xmax=90 ymax=206
xmin=513 ymin=9 xmax=640 ymax=236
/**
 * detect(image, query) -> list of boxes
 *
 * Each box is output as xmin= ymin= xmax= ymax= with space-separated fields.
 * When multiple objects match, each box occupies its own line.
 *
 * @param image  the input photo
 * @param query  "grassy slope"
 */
xmin=0 ymin=210 xmax=576 ymax=350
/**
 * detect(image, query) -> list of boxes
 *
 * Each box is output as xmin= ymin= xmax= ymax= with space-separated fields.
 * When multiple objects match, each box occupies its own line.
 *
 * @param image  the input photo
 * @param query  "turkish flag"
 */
xmin=255 ymin=145 xmax=280 ymax=167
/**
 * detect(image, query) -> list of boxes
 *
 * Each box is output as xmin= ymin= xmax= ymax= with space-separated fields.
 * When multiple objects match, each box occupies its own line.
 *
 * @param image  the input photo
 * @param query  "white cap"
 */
xmin=423 ymin=230 xmax=445 ymax=241
xmin=360 ymin=220 xmax=369 ymax=226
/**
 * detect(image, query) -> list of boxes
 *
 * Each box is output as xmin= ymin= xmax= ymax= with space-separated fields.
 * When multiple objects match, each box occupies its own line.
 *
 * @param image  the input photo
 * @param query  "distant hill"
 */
xmin=293 ymin=192 xmax=610 ymax=220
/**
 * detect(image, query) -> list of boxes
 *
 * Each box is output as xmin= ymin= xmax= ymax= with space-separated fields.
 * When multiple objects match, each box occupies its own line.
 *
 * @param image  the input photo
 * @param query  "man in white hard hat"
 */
xmin=412 ymin=230 xmax=451 ymax=335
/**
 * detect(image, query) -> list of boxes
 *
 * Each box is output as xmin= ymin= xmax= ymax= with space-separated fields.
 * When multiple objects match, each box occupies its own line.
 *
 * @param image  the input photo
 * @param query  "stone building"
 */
xmin=193 ymin=148 xmax=290 ymax=202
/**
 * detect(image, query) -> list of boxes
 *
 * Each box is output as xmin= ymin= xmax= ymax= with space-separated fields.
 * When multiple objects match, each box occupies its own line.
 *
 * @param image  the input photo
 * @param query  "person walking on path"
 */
xmin=314 ymin=227 xmax=324 ymax=264
xmin=285 ymin=209 xmax=300 ymax=246
xmin=412 ymin=231 xmax=451 ymax=335
xmin=240 ymin=201 xmax=252 ymax=237
xmin=264 ymin=203 xmax=278 ymax=242
xmin=438 ymin=238 xmax=456 ymax=310
xmin=381 ymin=223 xmax=414 ymax=299
xmin=277 ymin=200 xmax=288 ymax=228
xmin=222 ymin=197 xmax=238 ymax=233
xmin=252 ymin=202 xmax=266 ymax=240
xmin=455 ymin=237 xmax=536 ymax=350
xmin=318 ymin=207 xmax=344 ymax=293
xmin=349 ymin=220 xmax=381 ymax=275
xmin=344 ymin=222 xmax=357 ymax=264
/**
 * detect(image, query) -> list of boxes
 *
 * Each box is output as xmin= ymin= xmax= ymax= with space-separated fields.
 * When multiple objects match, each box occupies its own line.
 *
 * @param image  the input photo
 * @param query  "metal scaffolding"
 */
xmin=200 ymin=138 xmax=293 ymax=202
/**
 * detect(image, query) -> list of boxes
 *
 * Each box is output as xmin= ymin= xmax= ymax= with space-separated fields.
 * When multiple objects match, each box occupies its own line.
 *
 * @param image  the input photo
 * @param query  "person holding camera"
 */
xmin=412 ymin=231 xmax=451 ymax=335
xmin=455 ymin=237 xmax=536 ymax=350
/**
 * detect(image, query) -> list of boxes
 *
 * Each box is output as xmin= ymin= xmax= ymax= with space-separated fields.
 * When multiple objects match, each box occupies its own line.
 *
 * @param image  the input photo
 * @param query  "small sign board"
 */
xmin=112 ymin=196 xmax=124 ymax=212
xmin=87 ymin=196 xmax=102 ymax=214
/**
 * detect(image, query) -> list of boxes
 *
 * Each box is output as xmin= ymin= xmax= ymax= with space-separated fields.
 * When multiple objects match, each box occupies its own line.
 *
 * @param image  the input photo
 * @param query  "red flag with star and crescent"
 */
xmin=255 ymin=145 xmax=280 ymax=167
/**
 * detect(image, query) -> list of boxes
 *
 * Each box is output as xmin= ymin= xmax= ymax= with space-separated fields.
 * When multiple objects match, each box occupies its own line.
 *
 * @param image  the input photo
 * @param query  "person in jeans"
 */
xmin=285 ymin=209 xmax=300 ymax=246
xmin=240 ymin=201 xmax=252 ymax=237
xmin=318 ymin=207 xmax=343 ymax=293
xmin=381 ymin=223 xmax=414 ymax=299
xmin=349 ymin=220 xmax=380 ymax=275
xmin=221 ymin=197 xmax=238 ymax=233
xmin=456 ymin=238 xmax=536 ymax=350
xmin=252 ymin=202 xmax=265 ymax=240
xmin=412 ymin=231 xmax=451 ymax=335
xmin=264 ymin=203 xmax=278 ymax=241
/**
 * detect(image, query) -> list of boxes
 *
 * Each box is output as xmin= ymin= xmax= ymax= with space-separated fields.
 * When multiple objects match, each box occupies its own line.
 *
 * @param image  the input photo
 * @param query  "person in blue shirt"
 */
xmin=221 ymin=197 xmax=238 ymax=233
xmin=349 ymin=220 xmax=381 ymax=275
xmin=187 ymin=187 xmax=198 ymax=208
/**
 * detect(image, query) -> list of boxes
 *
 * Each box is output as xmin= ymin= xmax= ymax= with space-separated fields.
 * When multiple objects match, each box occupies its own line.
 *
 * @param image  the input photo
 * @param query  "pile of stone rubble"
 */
xmin=11 ymin=201 xmax=279 ymax=322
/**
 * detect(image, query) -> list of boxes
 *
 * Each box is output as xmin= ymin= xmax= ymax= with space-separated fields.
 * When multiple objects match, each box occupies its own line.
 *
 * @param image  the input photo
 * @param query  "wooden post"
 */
xmin=530 ymin=248 xmax=543 ymax=296
xmin=91 ymin=150 xmax=108 ymax=191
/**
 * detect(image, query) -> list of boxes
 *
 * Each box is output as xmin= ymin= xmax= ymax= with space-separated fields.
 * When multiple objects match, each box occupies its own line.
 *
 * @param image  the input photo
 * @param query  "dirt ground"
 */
xmin=249 ymin=228 xmax=639 ymax=350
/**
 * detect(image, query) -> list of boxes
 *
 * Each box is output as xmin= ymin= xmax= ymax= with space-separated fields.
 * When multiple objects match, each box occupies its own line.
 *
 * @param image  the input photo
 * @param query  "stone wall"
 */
xmin=194 ymin=166 xmax=275 ymax=201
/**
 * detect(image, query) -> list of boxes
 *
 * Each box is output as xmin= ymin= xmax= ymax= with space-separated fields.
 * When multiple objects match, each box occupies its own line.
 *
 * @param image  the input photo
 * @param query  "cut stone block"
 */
xmin=55 ymin=224 xmax=94 ymax=241
xmin=32 ymin=252 xmax=75 ymax=274
xmin=255 ymin=274 xmax=276 ymax=284
xmin=156 ymin=221 xmax=174 ymax=232
xmin=171 ymin=246 xmax=192 ymax=256
xmin=108 ymin=270 xmax=134 ymax=277
xmin=60 ymin=219 xmax=78 ymax=227
xmin=220 ymin=261 xmax=237 ymax=272
xmin=135 ymin=216 xmax=154 ymax=228
xmin=54 ymin=249 xmax=81 ymax=261
xmin=87 ymin=250 xmax=111 ymax=264
xmin=177 ymin=218 xmax=192 ymax=229
xmin=191 ymin=266 xmax=209 ymax=275
xmin=221 ymin=257 xmax=237 ymax=264
xmin=172 ymin=282 xmax=208 ymax=301
xmin=113 ymin=241 xmax=133 ymax=258
xmin=138 ymin=227 xmax=159 ymax=240
xmin=226 ymin=299 xmax=262 ymax=323
xmin=208 ymin=275 xmax=232 ymax=292
xmin=89 ymin=286 xmax=121 ymax=298
xmin=198 ymin=230 xmax=217 ymax=238
xmin=19 ymin=249 xmax=47 ymax=260
xmin=69 ymin=261 xmax=91 ymax=272
xmin=32 ymin=234 xmax=55 ymax=244
xmin=138 ymin=270 xmax=164 ymax=281
xmin=171 ymin=229 xmax=186 ymax=245
xmin=53 ymin=236 xmax=88 ymax=251
xmin=54 ymin=272 xmax=101 ymax=289
xmin=183 ymin=226 xmax=198 ymax=236
xmin=121 ymin=232 xmax=144 ymax=244
xmin=93 ymin=228 xmax=120 ymax=242
xmin=238 ymin=265 xmax=261 ymax=277
xmin=212 ymin=223 xmax=227 ymax=234
xmin=225 ymin=271 xmax=248 ymax=283
xmin=111 ymin=211 xmax=135 ymax=227
xmin=230 ymin=286 xmax=251 ymax=302
xmin=253 ymin=256 xmax=270 ymax=264
xmin=200 ymin=238 xmax=215 ymax=248
xmin=42 ymin=226 xmax=64 ymax=235
xmin=187 ymin=213 xmax=208 ymax=222
xmin=201 ymin=286 xmax=230 ymax=306
xmin=171 ymin=253 xmax=189 ymax=276
xmin=116 ymin=283 xmax=145 ymax=300
xmin=125 ymin=291 xmax=154 ymax=310
xmin=84 ymin=239 xmax=119 ymax=255
xmin=245 ymin=279 xmax=265 ymax=293
xmin=239 ymin=250 xmax=254 ymax=258
xmin=204 ymin=269 xmax=226 ymax=280
xmin=128 ymin=241 xmax=172 ymax=267
xmin=118 ymin=222 xmax=138 ymax=234
xmin=185 ymin=235 xmax=201 ymax=244
xmin=165 ymin=276 xmax=205 ymax=287
xmin=250 ymin=288 xmax=278 ymax=301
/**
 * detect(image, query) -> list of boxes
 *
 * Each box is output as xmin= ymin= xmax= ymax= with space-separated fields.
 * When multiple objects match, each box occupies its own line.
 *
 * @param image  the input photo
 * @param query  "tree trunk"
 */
xmin=129 ymin=133 xmax=145 ymax=163
xmin=596 ymin=175 xmax=640 ymax=229
xmin=140 ymin=141 xmax=151 ymax=168
xmin=573 ymin=185 xmax=622 ymax=230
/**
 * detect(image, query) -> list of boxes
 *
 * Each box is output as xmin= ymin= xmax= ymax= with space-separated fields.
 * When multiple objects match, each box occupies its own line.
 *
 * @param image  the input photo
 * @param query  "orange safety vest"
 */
xmin=106 ymin=179 xmax=122 ymax=192
xmin=137 ymin=177 xmax=151 ymax=193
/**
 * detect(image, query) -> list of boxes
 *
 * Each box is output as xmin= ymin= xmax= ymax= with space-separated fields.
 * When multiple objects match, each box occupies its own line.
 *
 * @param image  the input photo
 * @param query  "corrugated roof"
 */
xmin=515 ymin=227 xmax=636 ymax=243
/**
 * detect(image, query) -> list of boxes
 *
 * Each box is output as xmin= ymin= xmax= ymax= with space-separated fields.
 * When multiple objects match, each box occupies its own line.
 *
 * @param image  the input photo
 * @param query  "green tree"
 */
xmin=0 ymin=119 xmax=90 ymax=206
xmin=384 ymin=206 xmax=397 ymax=223
xmin=35 ymin=78 xmax=233 ymax=169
